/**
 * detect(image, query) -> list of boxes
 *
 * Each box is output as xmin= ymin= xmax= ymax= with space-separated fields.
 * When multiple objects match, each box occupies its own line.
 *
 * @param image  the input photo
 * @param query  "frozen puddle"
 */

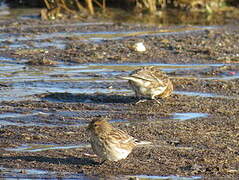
xmin=5 ymin=143 xmax=90 ymax=152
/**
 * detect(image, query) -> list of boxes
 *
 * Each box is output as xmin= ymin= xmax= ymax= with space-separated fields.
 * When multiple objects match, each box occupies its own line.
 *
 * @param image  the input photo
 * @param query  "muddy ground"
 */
xmin=0 ymin=15 xmax=239 ymax=179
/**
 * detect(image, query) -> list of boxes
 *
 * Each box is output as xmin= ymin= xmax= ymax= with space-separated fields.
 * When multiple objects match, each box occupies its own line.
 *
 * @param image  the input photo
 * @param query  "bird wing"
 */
xmin=119 ymin=66 xmax=170 ymax=87
xmin=149 ymin=69 xmax=170 ymax=86
xmin=131 ymin=66 xmax=169 ymax=86
xmin=107 ymin=128 xmax=136 ymax=145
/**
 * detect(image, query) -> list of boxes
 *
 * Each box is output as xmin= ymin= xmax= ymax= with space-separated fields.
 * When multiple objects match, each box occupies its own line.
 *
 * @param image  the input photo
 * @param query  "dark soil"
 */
xmin=0 ymin=16 xmax=238 ymax=179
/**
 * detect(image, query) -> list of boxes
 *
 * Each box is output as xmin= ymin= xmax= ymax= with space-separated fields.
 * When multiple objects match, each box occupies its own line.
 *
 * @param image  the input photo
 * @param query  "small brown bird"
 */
xmin=87 ymin=118 xmax=151 ymax=161
xmin=120 ymin=66 xmax=173 ymax=103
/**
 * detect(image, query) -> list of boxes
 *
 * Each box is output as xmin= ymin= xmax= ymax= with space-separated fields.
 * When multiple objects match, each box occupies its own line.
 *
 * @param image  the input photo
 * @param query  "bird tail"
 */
xmin=135 ymin=140 xmax=152 ymax=146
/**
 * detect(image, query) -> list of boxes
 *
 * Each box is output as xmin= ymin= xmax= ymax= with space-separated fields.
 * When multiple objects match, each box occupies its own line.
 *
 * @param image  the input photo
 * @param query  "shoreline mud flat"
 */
xmin=0 ymin=15 xmax=238 ymax=179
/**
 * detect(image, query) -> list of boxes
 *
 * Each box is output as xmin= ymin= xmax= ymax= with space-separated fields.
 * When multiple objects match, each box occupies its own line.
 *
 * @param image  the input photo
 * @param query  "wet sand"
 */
xmin=0 ymin=16 xmax=239 ymax=179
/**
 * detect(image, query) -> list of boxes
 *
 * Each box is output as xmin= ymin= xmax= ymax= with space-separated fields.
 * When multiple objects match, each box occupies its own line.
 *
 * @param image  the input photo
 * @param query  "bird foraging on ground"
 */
xmin=120 ymin=66 xmax=173 ymax=103
xmin=87 ymin=118 xmax=151 ymax=162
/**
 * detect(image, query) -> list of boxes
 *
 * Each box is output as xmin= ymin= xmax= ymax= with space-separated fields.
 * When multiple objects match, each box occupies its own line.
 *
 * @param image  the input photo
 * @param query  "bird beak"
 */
xmin=116 ymin=75 xmax=130 ymax=80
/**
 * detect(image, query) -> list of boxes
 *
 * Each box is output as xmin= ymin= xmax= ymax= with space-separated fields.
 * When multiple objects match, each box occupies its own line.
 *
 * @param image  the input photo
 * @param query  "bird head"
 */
xmin=87 ymin=118 xmax=112 ymax=135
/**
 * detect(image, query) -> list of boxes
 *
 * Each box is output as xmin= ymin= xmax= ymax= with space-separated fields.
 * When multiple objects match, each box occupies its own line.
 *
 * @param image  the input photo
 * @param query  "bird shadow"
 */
xmin=1 ymin=155 xmax=100 ymax=166
xmin=41 ymin=92 xmax=138 ymax=104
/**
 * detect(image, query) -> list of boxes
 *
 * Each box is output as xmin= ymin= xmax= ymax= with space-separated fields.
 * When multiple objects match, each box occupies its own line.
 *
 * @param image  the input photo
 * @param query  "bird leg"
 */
xmin=135 ymin=96 xmax=162 ymax=104
xmin=83 ymin=153 xmax=98 ymax=158
xmin=134 ymin=91 xmax=148 ymax=104
xmin=100 ymin=160 xmax=106 ymax=165
xmin=135 ymin=99 xmax=148 ymax=104
xmin=152 ymin=96 xmax=162 ymax=104
xmin=153 ymin=98 xmax=161 ymax=104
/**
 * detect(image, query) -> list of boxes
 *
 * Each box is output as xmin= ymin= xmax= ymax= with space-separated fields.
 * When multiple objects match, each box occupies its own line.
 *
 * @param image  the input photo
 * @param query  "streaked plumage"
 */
xmin=87 ymin=118 xmax=150 ymax=161
xmin=120 ymin=66 xmax=173 ymax=101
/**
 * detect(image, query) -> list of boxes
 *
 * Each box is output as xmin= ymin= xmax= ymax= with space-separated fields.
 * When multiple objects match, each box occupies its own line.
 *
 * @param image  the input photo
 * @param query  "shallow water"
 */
xmin=0 ymin=54 xmax=238 ymax=128
xmin=0 ymin=166 xmax=201 ymax=179
xmin=0 ymin=111 xmax=208 ymax=127
xmin=0 ymin=25 xmax=216 ymax=43
xmin=1 ymin=59 xmax=238 ymax=102
xmin=174 ymin=91 xmax=238 ymax=99
xmin=129 ymin=175 xmax=201 ymax=180
xmin=0 ymin=166 xmax=96 ymax=179
xmin=0 ymin=111 xmax=85 ymax=127
xmin=5 ymin=143 xmax=90 ymax=152
xmin=172 ymin=112 xmax=208 ymax=121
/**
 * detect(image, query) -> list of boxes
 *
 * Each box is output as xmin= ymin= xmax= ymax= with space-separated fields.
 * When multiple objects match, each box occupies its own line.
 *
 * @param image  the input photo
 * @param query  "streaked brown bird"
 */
xmin=87 ymin=118 xmax=151 ymax=161
xmin=120 ymin=66 xmax=173 ymax=103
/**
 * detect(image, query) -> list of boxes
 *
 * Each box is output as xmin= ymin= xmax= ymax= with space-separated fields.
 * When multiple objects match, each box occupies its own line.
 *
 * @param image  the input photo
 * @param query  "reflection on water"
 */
xmin=0 ymin=4 xmax=236 ymax=25
xmin=110 ymin=7 xmax=238 ymax=25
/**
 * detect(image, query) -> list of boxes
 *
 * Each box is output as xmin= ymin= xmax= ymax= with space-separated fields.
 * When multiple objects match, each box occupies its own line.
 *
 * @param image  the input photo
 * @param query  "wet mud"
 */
xmin=0 ymin=13 xmax=239 ymax=179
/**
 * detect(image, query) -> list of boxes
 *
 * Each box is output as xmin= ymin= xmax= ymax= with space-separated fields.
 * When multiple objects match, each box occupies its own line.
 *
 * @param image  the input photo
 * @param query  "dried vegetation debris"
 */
xmin=39 ymin=0 xmax=238 ymax=20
